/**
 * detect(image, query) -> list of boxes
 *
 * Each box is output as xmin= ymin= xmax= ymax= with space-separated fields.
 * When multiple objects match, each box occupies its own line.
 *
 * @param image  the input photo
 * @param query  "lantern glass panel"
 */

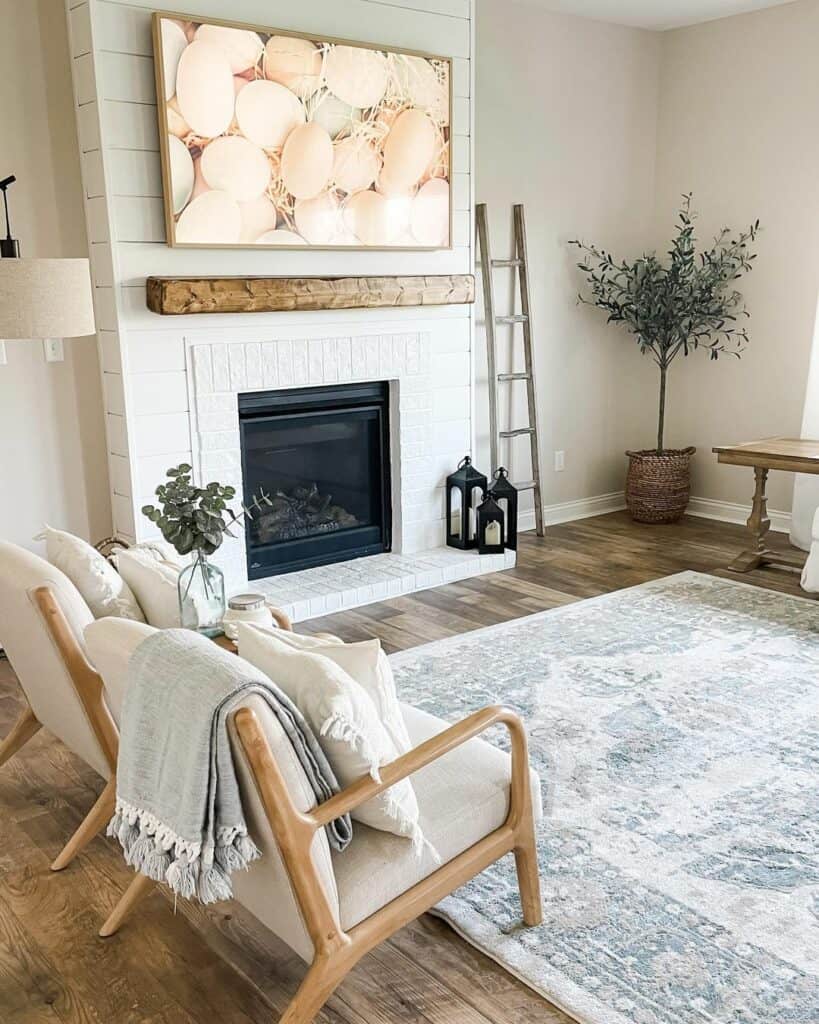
xmin=449 ymin=487 xmax=462 ymax=539
xmin=477 ymin=493 xmax=505 ymax=555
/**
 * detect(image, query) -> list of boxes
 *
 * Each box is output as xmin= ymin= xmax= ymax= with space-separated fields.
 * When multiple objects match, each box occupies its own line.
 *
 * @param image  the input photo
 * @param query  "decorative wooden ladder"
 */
xmin=475 ymin=203 xmax=544 ymax=536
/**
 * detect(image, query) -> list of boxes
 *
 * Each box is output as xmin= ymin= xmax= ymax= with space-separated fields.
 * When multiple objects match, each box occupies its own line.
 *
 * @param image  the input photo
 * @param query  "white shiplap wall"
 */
xmin=64 ymin=0 xmax=475 ymax=546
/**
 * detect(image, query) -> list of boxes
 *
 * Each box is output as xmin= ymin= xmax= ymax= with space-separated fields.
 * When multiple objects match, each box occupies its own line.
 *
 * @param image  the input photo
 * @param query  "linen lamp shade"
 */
xmin=0 ymin=258 xmax=95 ymax=338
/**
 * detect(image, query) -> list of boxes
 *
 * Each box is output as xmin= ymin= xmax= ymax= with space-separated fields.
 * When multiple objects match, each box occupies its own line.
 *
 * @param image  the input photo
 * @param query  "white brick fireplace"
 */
xmin=192 ymin=331 xmax=435 ymax=578
xmin=63 ymin=0 xmax=496 ymax=621
xmin=182 ymin=325 xmax=512 ymax=622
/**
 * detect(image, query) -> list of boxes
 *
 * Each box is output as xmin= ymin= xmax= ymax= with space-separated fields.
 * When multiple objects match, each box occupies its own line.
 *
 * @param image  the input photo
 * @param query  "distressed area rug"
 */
xmin=389 ymin=572 xmax=819 ymax=1024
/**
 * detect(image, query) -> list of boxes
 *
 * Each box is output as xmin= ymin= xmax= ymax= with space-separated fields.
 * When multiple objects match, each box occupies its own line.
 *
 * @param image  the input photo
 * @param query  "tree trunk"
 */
xmin=657 ymin=363 xmax=667 ymax=454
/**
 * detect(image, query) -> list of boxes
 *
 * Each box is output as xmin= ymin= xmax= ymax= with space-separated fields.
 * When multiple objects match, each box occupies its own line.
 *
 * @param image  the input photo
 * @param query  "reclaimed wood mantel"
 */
xmin=146 ymin=275 xmax=475 ymax=315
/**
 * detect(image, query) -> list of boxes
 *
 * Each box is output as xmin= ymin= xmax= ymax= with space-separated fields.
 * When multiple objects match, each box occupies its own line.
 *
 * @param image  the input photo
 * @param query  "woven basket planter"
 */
xmin=625 ymin=447 xmax=696 ymax=523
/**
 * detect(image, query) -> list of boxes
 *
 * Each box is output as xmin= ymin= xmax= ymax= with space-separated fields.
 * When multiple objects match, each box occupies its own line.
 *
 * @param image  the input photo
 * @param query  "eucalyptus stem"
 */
xmin=141 ymin=463 xmax=272 ymax=560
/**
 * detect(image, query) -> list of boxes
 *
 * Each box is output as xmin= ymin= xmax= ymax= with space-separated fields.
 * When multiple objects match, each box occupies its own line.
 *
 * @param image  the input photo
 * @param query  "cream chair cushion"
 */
xmin=0 ymin=541 xmax=110 ymax=778
xmin=40 ymin=525 xmax=144 ymax=621
xmin=83 ymin=616 xmax=340 ymax=963
xmin=333 ymin=703 xmax=543 ymax=930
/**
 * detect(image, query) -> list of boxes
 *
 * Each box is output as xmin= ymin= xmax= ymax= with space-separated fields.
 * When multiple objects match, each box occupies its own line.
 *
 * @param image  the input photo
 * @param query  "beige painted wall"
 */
xmin=475 ymin=0 xmax=661 ymax=514
xmin=0 ymin=0 xmax=111 ymax=550
xmin=654 ymin=0 xmax=819 ymax=515
xmin=477 ymin=0 xmax=819 ymax=521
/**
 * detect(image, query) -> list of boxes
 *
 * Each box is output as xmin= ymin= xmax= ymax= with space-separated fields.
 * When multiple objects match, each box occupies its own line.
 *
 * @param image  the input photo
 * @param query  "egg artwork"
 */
xmin=152 ymin=12 xmax=451 ymax=248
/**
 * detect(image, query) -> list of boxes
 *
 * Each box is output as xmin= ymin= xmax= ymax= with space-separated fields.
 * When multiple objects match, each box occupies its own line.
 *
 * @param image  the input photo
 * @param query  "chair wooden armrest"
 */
xmin=268 ymin=605 xmax=293 ymax=632
xmin=33 ymin=586 xmax=119 ymax=773
xmin=29 ymin=586 xmax=119 ymax=871
xmin=308 ymin=704 xmax=532 ymax=828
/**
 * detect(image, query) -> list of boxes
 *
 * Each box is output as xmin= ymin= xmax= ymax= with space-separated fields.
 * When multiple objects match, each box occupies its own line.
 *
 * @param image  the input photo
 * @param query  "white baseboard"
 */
xmin=686 ymin=496 xmax=791 ymax=534
xmin=519 ymin=491 xmax=791 ymax=535
xmin=518 ymin=491 xmax=626 ymax=532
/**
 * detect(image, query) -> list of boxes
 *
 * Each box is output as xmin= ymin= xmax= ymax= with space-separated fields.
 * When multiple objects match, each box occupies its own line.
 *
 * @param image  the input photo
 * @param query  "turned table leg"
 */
xmin=729 ymin=466 xmax=771 ymax=572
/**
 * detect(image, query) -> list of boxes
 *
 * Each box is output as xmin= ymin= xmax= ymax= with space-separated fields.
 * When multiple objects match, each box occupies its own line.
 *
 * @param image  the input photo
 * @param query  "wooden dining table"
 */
xmin=712 ymin=437 xmax=819 ymax=572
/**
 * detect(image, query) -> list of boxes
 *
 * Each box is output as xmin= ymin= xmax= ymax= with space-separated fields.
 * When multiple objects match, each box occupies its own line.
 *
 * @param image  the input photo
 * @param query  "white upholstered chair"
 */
xmin=84 ymin=617 xmax=543 ymax=1024
xmin=0 ymin=541 xmax=135 ymax=869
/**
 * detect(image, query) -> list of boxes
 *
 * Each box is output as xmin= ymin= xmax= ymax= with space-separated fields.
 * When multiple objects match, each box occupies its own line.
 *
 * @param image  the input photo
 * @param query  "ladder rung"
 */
xmin=499 ymin=427 xmax=535 ymax=438
xmin=512 ymin=480 xmax=537 ymax=491
xmin=495 ymin=315 xmax=528 ymax=324
xmin=497 ymin=372 xmax=531 ymax=382
xmin=475 ymin=258 xmax=523 ymax=269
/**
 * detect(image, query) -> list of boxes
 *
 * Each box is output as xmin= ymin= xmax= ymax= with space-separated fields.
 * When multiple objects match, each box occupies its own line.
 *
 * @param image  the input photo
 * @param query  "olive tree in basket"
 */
xmin=570 ymin=195 xmax=759 ymax=523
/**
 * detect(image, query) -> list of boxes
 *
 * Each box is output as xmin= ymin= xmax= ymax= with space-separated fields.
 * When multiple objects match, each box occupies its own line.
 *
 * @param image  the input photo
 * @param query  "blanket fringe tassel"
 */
xmin=107 ymin=809 xmax=261 ymax=905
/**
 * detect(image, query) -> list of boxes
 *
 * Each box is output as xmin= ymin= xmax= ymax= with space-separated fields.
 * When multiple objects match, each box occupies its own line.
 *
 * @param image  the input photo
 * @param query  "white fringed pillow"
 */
xmin=112 ymin=543 xmax=184 ymax=629
xmin=237 ymin=622 xmax=428 ymax=852
xmin=263 ymin=629 xmax=412 ymax=754
xmin=39 ymin=525 xmax=145 ymax=622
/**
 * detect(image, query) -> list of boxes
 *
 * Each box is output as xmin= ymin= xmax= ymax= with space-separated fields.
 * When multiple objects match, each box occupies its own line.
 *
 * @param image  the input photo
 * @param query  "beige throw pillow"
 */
xmin=263 ymin=629 xmax=412 ymax=755
xmin=237 ymin=622 xmax=427 ymax=852
xmin=38 ymin=525 xmax=145 ymax=622
xmin=113 ymin=543 xmax=184 ymax=629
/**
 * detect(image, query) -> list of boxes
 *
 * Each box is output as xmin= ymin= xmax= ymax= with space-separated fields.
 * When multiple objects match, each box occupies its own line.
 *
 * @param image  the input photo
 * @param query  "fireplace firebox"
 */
xmin=239 ymin=382 xmax=392 ymax=578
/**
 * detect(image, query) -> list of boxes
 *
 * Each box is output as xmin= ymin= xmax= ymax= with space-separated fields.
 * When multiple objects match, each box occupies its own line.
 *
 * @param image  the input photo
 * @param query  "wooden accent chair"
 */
xmin=85 ymin=618 xmax=543 ymax=1024
xmin=0 ymin=539 xmax=295 ymax=871
xmin=0 ymin=541 xmax=124 ymax=869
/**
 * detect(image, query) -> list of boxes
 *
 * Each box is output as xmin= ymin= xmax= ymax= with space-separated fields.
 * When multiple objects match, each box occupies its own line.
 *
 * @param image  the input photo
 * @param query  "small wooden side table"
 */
xmin=713 ymin=437 xmax=819 ymax=572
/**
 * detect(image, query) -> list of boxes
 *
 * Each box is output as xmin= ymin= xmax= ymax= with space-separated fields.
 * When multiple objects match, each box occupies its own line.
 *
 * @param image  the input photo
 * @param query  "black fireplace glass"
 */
xmin=239 ymin=382 xmax=392 ymax=578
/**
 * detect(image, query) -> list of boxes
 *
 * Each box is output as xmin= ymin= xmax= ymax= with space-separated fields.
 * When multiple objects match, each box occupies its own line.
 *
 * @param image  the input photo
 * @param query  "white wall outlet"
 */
xmin=554 ymin=450 xmax=565 ymax=472
xmin=43 ymin=337 xmax=64 ymax=362
xmin=0 ymin=341 xmax=6 ymax=366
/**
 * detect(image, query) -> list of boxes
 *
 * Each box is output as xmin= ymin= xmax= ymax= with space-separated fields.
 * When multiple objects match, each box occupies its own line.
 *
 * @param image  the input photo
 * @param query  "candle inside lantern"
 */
xmin=485 ymin=521 xmax=502 ymax=546
xmin=450 ymin=509 xmax=461 ymax=537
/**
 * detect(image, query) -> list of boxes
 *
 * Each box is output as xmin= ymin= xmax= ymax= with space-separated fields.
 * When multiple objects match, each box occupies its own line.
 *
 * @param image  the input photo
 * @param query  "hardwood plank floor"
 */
xmin=0 ymin=512 xmax=810 ymax=1023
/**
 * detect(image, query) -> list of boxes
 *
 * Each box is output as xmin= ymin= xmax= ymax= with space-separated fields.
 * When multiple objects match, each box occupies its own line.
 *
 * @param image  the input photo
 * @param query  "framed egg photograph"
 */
xmin=152 ymin=12 xmax=453 ymax=250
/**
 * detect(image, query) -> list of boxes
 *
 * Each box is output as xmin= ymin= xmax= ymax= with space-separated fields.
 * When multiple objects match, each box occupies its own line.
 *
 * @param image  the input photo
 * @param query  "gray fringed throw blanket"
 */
xmin=108 ymin=629 xmax=352 ymax=904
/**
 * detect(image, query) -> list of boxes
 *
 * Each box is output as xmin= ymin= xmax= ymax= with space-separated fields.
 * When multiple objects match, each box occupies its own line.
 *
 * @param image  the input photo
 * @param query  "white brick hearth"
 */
xmin=188 ymin=331 xmax=514 ymax=621
xmin=251 ymin=548 xmax=515 ymax=625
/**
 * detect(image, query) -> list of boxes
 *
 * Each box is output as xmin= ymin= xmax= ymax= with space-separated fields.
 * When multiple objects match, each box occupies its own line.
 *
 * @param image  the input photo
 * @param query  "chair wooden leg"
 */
xmin=51 ymin=777 xmax=116 ymax=871
xmin=0 ymin=705 xmax=42 ymax=767
xmin=279 ymin=957 xmax=348 ymax=1024
xmin=99 ymin=872 xmax=155 ymax=938
xmin=514 ymin=816 xmax=543 ymax=927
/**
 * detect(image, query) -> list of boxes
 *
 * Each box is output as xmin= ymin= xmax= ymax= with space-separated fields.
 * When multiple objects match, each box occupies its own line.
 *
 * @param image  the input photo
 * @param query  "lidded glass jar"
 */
xmin=222 ymin=593 xmax=273 ymax=640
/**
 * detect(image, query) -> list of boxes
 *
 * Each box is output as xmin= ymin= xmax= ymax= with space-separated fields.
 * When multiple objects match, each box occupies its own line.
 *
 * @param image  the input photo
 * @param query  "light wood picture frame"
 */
xmin=152 ymin=11 xmax=453 ymax=251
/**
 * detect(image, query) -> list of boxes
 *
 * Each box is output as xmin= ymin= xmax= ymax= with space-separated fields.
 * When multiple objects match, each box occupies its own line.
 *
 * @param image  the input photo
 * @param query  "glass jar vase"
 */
xmin=177 ymin=551 xmax=226 ymax=637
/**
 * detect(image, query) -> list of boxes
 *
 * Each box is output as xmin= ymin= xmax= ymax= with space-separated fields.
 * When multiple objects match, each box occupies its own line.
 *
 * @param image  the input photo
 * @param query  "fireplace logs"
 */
xmin=252 ymin=483 xmax=359 ymax=544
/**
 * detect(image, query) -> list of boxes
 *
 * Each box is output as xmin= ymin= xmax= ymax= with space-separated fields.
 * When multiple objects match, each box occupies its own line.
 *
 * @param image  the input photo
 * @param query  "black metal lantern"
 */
xmin=488 ymin=467 xmax=518 ymax=551
xmin=476 ymin=492 xmax=505 ymax=555
xmin=446 ymin=455 xmax=487 ymax=549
